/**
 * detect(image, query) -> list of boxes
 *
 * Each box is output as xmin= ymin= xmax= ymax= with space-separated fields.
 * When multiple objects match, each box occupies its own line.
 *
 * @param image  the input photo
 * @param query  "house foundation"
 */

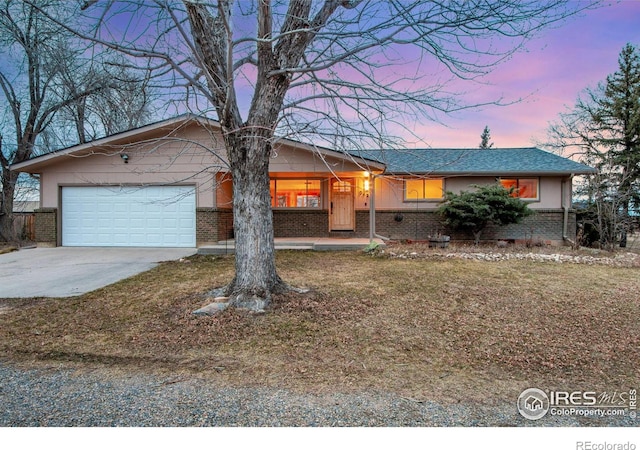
xmin=32 ymin=207 xmax=574 ymax=247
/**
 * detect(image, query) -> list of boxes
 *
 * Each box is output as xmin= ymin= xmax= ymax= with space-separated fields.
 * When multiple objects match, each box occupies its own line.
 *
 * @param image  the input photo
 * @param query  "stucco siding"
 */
xmin=39 ymin=124 xmax=226 ymax=209
xmin=269 ymin=142 xmax=375 ymax=174
xmin=38 ymin=123 xmax=363 ymax=210
xmin=370 ymin=175 xmax=567 ymax=210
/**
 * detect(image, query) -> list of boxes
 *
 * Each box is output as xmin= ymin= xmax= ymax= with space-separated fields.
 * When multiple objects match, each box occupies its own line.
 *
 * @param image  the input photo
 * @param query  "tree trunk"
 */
xmin=222 ymin=128 xmax=288 ymax=311
xmin=0 ymin=170 xmax=18 ymax=243
xmin=183 ymin=0 xmax=318 ymax=313
xmin=619 ymin=201 xmax=630 ymax=248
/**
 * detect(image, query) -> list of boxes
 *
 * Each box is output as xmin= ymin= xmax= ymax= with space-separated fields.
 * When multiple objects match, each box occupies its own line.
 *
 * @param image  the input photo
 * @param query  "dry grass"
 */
xmin=0 ymin=250 xmax=638 ymax=404
xmin=0 ymin=245 xmax=18 ymax=255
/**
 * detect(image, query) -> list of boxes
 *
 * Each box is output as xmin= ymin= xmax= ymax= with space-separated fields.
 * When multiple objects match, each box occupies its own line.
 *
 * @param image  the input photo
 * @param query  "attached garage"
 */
xmin=61 ymin=185 xmax=196 ymax=247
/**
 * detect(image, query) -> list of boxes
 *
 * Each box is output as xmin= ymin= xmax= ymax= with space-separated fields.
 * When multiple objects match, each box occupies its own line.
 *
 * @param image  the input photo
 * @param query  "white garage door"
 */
xmin=62 ymin=186 xmax=196 ymax=247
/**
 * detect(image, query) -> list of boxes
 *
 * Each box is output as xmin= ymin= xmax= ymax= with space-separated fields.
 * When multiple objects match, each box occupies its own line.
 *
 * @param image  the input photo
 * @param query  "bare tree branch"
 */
xmin=17 ymin=0 xmax=601 ymax=307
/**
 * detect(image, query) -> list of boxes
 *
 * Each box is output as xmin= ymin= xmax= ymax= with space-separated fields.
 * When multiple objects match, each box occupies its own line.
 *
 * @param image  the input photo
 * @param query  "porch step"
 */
xmin=276 ymin=245 xmax=314 ymax=251
xmin=198 ymin=240 xmax=315 ymax=255
xmin=328 ymin=231 xmax=357 ymax=238
xmin=197 ymin=245 xmax=315 ymax=255
xmin=196 ymin=238 xmax=384 ymax=255
xmin=313 ymin=242 xmax=373 ymax=251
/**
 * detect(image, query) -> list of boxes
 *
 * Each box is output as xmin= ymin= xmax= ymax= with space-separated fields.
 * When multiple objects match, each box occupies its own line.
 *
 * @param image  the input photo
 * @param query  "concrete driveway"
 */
xmin=0 ymin=247 xmax=196 ymax=298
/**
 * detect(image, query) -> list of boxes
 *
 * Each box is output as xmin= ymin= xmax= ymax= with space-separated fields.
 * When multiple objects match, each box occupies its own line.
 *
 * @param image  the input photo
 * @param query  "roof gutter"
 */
xmin=382 ymin=170 xmax=596 ymax=177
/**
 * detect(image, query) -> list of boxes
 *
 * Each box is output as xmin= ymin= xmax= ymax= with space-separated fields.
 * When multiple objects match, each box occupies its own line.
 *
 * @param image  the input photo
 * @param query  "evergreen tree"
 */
xmin=596 ymin=44 xmax=640 ymax=246
xmin=479 ymin=125 xmax=494 ymax=149
xmin=548 ymin=43 xmax=640 ymax=248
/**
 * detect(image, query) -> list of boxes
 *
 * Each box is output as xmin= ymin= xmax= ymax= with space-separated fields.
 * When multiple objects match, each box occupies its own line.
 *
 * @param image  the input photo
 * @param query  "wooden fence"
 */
xmin=12 ymin=213 xmax=36 ymax=241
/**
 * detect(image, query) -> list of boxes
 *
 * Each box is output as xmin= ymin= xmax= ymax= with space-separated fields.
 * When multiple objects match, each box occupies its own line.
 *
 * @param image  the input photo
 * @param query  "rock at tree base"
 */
xmin=193 ymin=302 xmax=229 ymax=316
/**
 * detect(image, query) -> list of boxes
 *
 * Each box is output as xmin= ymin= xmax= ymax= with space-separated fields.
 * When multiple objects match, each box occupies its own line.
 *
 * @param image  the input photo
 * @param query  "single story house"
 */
xmin=11 ymin=115 xmax=596 ymax=247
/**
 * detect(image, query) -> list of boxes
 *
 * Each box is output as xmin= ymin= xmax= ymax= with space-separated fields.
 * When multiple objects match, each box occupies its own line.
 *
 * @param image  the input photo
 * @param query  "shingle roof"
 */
xmin=351 ymin=147 xmax=596 ymax=175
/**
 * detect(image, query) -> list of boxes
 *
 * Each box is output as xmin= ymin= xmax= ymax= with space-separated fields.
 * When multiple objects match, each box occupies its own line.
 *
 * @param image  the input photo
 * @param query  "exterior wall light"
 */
xmin=120 ymin=153 xmax=129 ymax=163
xmin=360 ymin=171 xmax=370 ymax=197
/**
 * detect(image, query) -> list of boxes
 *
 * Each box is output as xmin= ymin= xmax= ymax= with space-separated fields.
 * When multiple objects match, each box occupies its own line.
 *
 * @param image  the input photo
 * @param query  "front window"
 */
xmin=404 ymin=178 xmax=444 ymax=201
xmin=270 ymin=179 xmax=321 ymax=208
xmin=499 ymin=178 xmax=539 ymax=200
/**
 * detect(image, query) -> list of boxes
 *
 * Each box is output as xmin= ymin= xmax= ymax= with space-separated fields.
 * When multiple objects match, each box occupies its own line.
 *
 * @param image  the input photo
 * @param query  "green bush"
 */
xmin=437 ymin=184 xmax=533 ymax=244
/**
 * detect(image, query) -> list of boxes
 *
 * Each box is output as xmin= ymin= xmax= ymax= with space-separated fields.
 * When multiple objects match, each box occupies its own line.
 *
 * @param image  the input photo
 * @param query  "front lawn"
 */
xmin=0 ymin=250 xmax=638 ymax=404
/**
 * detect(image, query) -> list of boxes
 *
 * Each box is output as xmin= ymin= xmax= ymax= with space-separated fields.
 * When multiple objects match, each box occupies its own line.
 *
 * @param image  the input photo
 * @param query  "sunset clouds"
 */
xmin=404 ymin=1 xmax=640 ymax=149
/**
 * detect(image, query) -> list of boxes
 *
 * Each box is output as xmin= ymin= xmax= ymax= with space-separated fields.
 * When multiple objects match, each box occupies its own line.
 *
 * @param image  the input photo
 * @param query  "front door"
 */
xmin=330 ymin=179 xmax=355 ymax=231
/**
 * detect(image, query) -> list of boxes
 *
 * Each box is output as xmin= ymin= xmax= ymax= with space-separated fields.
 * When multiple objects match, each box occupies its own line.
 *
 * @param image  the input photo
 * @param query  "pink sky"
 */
xmin=93 ymin=1 xmax=639 ymax=151
xmin=403 ymin=0 xmax=640 ymax=149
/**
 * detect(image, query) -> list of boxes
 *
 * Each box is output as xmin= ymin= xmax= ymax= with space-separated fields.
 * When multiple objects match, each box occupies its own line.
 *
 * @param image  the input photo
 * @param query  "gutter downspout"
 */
xmin=562 ymin=174 xmax=575 ymax=244
xmin=369 ymin=173 xmax=389 ymax=242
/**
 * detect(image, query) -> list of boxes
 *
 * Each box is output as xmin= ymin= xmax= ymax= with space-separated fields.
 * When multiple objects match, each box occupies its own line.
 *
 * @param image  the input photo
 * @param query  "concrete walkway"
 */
xmin=198 ymin=237 xmax=385 ymax=255
xmin=0 ymin=247 xmax=196 ymax=298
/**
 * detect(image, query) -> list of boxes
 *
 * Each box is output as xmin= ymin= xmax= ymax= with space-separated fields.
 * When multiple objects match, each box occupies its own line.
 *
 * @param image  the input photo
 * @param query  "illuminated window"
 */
xmin=332 ymin=180 xmax=352 ymax=193
xmin=499 ymin=178 xmax=539 ymax=200
xmin=404 ymin=178 xmax=444 ymax=201
xmin=270 ymin=179 xmax=321 ymax=208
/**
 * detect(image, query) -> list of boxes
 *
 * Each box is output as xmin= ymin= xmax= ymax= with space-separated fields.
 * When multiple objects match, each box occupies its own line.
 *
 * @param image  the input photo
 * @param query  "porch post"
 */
xmin=369 ymin=174 xmax=376 ymax=242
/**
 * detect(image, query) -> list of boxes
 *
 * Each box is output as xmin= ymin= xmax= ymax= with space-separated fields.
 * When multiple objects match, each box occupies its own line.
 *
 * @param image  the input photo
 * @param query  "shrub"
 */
xmin=437 ymin=184 xmax=533 ymax=244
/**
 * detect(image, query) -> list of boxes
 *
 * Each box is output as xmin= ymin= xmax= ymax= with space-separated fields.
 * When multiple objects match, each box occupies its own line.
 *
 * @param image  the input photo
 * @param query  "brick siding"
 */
xmin=482 ymin=209 xmax=575 ymax=244
xmin=372 ymin=209 xmax=574 ymax=244
xmin=196 ymin=208 xmax=233 ymax=244
xmin=33 ymin=208 xmax=57 ymax=245
xmin=42 ymin=206 xmax=574 ymax=246
xmin=270 ymin=208 xmax=575 ymax=244
xmin=273 ymin=209 xmax=329 ymax=237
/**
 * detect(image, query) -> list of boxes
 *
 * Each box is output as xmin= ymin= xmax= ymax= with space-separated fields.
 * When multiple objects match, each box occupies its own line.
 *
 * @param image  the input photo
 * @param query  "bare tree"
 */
xmin=92 ymin=61 xmax=154 ymax=137
xmin=0 ymin=0 xmax=108 ymax=241
xmin=43 ymin=0 xmax=597 ymax=310
xmin=547 ymin=44 xmax=640 ymax=249
xmin=55 ymin=52 xmax=155 ymax=145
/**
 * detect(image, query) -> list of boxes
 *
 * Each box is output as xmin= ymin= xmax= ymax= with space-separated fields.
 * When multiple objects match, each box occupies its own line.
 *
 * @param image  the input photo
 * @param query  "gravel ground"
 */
xmin=381 ymin=247 xmax=640 ymax=267
xmin=0 ymin=363 xmax=636 ymax=427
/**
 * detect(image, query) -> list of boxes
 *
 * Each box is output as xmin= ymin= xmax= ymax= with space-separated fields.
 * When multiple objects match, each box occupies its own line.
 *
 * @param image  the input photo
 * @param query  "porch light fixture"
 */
xmin=359 ymin=172 xmax=371 ymax=200
xmin=363 ymin=171 xmax=370 ymax=194
xmin=120 ymin=153 xmax=129 ymax=163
